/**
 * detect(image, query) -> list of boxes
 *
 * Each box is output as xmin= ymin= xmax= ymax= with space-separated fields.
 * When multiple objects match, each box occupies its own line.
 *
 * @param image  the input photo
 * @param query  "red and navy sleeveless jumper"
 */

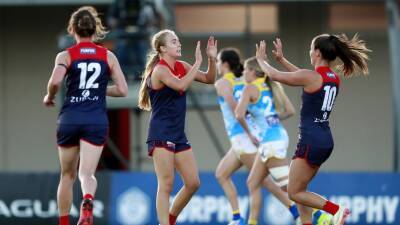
xmin=57 ymin=42 xmax=110 ymax=147
xmin=293 ymin=66 xmax=341 ymax=166
xmin=146 ymin=59 xmax=191 ymax=156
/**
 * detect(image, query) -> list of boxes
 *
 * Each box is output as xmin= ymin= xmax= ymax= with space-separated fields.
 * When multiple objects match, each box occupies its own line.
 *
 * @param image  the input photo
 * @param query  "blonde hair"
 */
xmin=244 ymin=57 xmax=286 ymax=114
xmin=138 ymin=29 xmax=176 ymax=111
xmin=67 ymin=6 xmax=108 ymax=41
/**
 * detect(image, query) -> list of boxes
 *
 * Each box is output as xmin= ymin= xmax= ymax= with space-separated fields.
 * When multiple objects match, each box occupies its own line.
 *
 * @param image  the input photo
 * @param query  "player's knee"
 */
xmin=287 ymin=184 xmax=301 ymax=202
xmin=78 ymin=171 xmax=95 ymax=181
xmin=159 ymin=175 xmax=174 ymax=193
xmin=247 ymin=177 xmax=257 ymax=193
xmin=185 ymin=178 xmax=200 ymax=193
xmin=160 ymin=184 xmax=173 ymax=194
xmin=215 ymin=168 xmax=228 ymax=183
xmin=61 ymin=169 xmax=77 ymax=182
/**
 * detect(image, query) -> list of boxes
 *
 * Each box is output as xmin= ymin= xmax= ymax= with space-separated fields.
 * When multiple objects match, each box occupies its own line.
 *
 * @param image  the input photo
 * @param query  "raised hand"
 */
xmin=206 ymin=36 xmax=218 ymax=59
xmin=195 ymin=41 xmax=203 ymax=65
xmin=255 ymin=40 xmax=267 ymax=62
xmin=272 ymin=38 xmax=284 ymax=61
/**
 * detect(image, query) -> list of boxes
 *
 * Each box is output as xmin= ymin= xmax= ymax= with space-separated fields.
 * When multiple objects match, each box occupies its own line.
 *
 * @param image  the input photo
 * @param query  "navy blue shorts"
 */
xmin=147 ymin=140 xmax=191 ymax=157
xmin=292 ymin=143 xmax=333 ymax=167
xmin=57 ymin=124 xmax=108 ymax=147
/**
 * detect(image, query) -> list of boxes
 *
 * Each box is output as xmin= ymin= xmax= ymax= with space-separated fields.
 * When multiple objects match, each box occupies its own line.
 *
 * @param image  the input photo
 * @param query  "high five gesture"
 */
xmin=194 ymin=41 xmax=203 ymax=65
xmin=184 ymin=36 xmax=218 ymax=84
xmin=255 ymin=40 xmax=267 ymax=62
xmin=271 ymin=38 xmax=283 ymax=61
xmin=206 ymin=36 xmax=218 ymax=59
xmin=253 ymin=34 xmax=370 ymax=225
xmin=272 ymin=38 xmax=300 ymax=72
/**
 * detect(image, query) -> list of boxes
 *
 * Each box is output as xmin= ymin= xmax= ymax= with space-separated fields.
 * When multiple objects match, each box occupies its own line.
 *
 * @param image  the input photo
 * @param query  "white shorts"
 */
xmin=258 ymin=139 xmax=288 ymax=162
xmin=230 ymin=133 xmax=258 ymax=158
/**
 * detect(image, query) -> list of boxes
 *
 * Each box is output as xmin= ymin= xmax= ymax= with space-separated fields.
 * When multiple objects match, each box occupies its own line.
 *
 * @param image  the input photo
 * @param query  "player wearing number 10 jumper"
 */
xmin=255 ymin=34 xmax=370 ymax=225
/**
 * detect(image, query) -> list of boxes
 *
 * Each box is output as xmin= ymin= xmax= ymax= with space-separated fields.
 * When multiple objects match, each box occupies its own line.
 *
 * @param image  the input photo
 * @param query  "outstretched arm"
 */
xmin=156 ymin=41 xmax=203 ymax=92
xmin=183 ymin=36 xmax=217 ymax=84
xmin=43 ymin=51 xmax=69 ymax=107
xmin=272 ymin=38 xmax=299 ymax=72
xmin=256 ymin=40 xmax=315 ymax=87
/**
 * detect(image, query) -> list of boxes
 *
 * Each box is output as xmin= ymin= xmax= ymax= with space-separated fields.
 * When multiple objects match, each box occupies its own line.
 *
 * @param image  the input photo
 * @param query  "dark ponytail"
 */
xmin=232 ymin=64 xmax=244 ymax=78
xmin=219 ymin=47 xmax=243 ymax=77
xmin=313 ymin=33 xmax=371 ymax=77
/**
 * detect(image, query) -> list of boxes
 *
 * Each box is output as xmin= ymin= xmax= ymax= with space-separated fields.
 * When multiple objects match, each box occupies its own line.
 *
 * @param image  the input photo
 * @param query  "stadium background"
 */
xmin=0 ymin=0 xmax=398 ymax=225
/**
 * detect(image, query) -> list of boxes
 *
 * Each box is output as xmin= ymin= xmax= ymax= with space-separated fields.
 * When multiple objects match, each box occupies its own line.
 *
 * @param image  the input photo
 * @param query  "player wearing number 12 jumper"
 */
xmin=43 ymin=6 xmax=128 ymax=225
xmin=255 ymin=34 xmax=370 ymax=225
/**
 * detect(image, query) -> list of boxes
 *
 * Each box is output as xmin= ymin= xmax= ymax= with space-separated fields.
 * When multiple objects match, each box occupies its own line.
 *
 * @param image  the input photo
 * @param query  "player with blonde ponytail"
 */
xmin=138 ymin=29 xmax=218 ymax=225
